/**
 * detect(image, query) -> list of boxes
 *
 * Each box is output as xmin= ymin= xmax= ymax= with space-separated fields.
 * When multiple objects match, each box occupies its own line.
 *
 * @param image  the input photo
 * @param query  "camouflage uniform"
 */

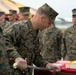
xmin=0 ymin=20 xmax=10 ymax=31
xmin=62 ymin=8 xmax=76 ymax=61
xmin=0 ymin=11 xmax=9 ymax=31
xmin=4 ymin=8 xmax=30 ymax=75
xmin=62 ymin=26 xmax=76 ymax=60
xmin=4 ymin=19 xmax=48 ymax=75
xmin=0 ymin=27 xmax=12 ymax=75
xmin=4 ymin=20 xmax=18 ymax=32
xmin=4 ymin=10 xmax=18 ymax=30
xmin=4 ymin=3 xmax=61 ymax=75
xmin=38 ymin=3 xmax=63 ymax=63
xmin=19 ymin=7 xmax=30 ymax=15
xmin=39 ymin=26 xmax=63 ymax=63
xmin=3 ymin=10 xmax=18 ymax=75
xmin=4 ymin=7 xmax=30 ymax=75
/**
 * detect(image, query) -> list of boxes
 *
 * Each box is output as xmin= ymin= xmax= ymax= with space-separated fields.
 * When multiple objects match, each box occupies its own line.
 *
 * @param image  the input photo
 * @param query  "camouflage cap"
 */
xmin=40 ymin=3 xmax=58 ymax=22
xmin=0 ymin=11 xmax=5 ymax=16
xmin=72 ymin=8 xmax=76 ymax=16
xmin=19 ymin=7 xmax=30 ymax=15
xmin=8 ymin=10 xmax=17 ymax=16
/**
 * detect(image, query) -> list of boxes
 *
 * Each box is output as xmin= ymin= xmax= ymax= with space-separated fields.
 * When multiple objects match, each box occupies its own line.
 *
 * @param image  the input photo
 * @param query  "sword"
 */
xmin=13 ymin=63 xmax=52 ymax=71
xmin=28 ymin=65 xmax=51 ymax=71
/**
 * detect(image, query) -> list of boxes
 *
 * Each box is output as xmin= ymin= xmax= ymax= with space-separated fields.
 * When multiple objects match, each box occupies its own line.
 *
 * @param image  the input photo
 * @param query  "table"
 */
xmin=34 ymin=69 xmax=76 ymax=75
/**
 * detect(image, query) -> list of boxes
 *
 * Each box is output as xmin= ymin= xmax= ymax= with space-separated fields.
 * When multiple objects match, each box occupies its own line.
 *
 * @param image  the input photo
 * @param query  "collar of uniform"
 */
xmin=45 ymin=25 xmax=56 ymax=33
xmin=28 ymin=19 xmax=37 ymax=31
xmin=27 ymin=19 xmax=38 ymax=37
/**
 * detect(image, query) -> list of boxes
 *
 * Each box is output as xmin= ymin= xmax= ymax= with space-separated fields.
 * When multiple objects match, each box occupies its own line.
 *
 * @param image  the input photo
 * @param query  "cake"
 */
xmin=66 ymin=60 xmax=76 ymax=69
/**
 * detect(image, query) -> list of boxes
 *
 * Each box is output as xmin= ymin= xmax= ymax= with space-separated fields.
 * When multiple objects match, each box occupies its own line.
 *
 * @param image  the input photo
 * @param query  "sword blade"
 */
xmin=28 ymin=65 xmax=51 ymax=71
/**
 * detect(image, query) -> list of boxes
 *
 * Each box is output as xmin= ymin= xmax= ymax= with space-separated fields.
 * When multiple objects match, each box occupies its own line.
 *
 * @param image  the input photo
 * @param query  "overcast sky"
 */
xmin=13 ymin=0 xmax=76 ymax=19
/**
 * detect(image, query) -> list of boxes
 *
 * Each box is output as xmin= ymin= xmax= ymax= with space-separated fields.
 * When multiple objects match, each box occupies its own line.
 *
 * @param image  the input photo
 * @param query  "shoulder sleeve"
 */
xmin=61 ymin=27 xmax=72 ymax=58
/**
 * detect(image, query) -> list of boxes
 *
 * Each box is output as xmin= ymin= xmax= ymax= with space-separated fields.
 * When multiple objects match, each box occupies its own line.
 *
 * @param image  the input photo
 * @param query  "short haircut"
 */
xmin=37 ymin=7 xmax=51 ymax=23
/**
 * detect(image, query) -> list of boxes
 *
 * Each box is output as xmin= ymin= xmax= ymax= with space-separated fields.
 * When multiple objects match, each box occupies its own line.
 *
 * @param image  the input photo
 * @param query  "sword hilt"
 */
xmin=13 ymin=63 xmax=18 ymax=69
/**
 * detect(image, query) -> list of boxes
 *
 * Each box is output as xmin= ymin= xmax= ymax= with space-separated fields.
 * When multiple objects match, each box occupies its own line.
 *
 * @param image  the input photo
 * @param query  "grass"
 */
xmin=60 ymin=28 xmax=65 ymax=32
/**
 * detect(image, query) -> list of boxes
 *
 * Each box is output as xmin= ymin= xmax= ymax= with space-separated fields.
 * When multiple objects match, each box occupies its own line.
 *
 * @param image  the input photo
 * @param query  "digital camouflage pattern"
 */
xmin=3 ymin=21 xmax=20 ymax=75
xmin=0 ymin=27 xmax=12 ymax=75
xmin=4 ymin=19 xmax=48 ymax=75
xmin=62 ymin=26 xmax=76 ymax=60
xmin=0 ymin=20 xmax=10 ymax=31
xmin=40 ymin=3 xmax=58 ymax=22
xmin=19 ymin=7 xmax=30 ymax=15
xmin=4 ymin=20 xmax=18 ymax=31
xmin=3 ymin=22 xmax=11 ymax=31
xmin=8 ymin=10 xmax=17 ymax=15
xmin=39 ymin=26 xmax=63 ymax=63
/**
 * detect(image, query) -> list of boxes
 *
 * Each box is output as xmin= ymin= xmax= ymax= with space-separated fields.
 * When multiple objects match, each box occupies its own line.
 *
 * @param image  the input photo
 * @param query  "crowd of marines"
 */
xmin=0 ymin=3 xmax=76 ymax=75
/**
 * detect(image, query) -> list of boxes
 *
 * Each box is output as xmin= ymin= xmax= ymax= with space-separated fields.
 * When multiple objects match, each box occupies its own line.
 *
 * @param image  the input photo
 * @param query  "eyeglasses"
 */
xmin=72 ymin=15 xmax=76 ymax=18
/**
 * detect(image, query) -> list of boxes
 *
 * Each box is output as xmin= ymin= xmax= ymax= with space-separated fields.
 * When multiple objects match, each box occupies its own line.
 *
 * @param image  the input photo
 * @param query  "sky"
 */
xmin=13 ymin=0 xmax=76 ymax=19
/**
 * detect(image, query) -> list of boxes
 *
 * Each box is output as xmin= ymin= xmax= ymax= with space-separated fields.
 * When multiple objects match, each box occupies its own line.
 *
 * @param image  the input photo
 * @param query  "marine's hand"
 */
xmin=46 ymin=63 xmax=61 ymax=73
xmin=15 ymin=57 xmax=27 ymax=70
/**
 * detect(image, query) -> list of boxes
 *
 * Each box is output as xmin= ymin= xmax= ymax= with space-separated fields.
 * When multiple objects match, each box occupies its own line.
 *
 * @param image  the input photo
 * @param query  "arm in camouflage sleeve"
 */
xmin=3 ymin=25 xmax=21 ymax=60
xmin=4 ymin=23 xmax=30 ymax=70
xmin=57 ymin=30 xmax=63 ymax=59
xmin=33 ymin=37 xmax=48 ymax=67
xmin=61 ymin=31 xmax=67 ymax=59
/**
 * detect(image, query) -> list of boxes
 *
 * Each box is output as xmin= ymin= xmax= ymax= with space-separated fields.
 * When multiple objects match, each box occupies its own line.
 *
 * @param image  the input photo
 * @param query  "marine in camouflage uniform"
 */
xmin=38 ymin=6 xmax=63 ymax=63
xmin=39 ymin=25 xmax=63 ymax=63
xmin=0 ymin=11 xmax=10 ymax=31
xmin=4 ymin=10 xmax=18 ymax=30
xmin=62 ymin=8 xmax=76 ymax=60
xmin=3 ymin=10 xmax=20 ymax=75
xmin=18 ymin=7 xmax=30 ymax=21
xmin=3 ymin=3 xmax=60 ymax=75
xmin=4 ymin=7 xmax=31 ymax=75
xmin=4 ymin=19 xmax=48 ymax=75
xmin=0 ymin=27 xmax=12 ymax=75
